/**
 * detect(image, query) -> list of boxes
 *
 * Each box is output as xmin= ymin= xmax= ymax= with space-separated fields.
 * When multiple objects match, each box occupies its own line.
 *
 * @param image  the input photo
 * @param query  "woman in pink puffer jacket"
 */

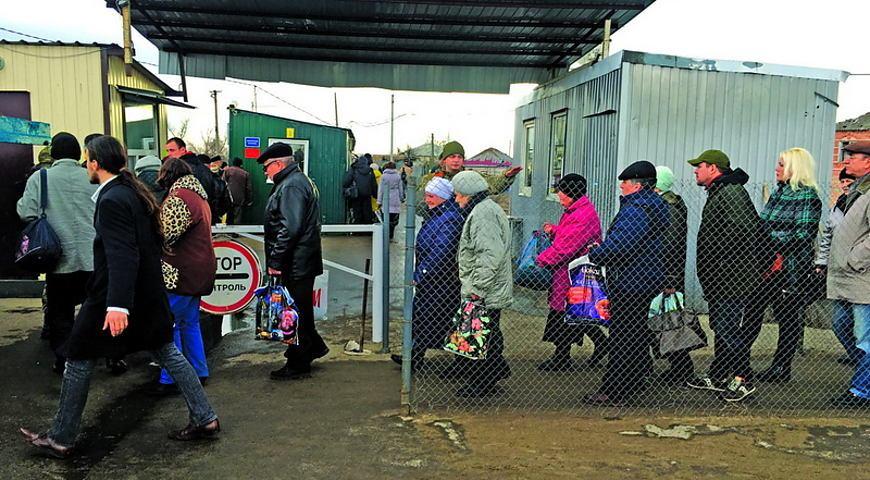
xmin=535 ymin=174 xmax=607 ymax=371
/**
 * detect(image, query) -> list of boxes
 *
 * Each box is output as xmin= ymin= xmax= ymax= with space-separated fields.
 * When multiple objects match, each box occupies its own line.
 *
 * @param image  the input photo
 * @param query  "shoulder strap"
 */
xmin=39 ymin=168 xmax=48 ymax=215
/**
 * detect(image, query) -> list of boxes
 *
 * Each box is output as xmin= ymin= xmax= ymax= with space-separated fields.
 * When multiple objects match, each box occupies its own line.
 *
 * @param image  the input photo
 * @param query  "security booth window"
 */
xmin=123 ymin=101 xmax=159 ymax=169
xmin=521 ymin=119 xmax=535 ymax=196
xmin=548 ymin=110 xmax=567 ymax=194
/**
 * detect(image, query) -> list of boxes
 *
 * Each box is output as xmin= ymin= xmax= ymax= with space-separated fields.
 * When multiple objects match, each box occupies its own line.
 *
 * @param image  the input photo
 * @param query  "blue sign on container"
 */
xmin=244 ymin=137 xmax=260 ymax=148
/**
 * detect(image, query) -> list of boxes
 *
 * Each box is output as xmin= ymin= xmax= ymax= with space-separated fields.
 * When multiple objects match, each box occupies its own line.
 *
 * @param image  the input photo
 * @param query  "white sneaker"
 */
xmin=686 ymin=375 xmax=726 ymax=392
xmin=722 ymin=376 xmax=756 ymax=403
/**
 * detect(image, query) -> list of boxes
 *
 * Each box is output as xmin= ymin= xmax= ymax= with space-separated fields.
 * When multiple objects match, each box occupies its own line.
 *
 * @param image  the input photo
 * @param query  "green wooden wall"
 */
xmin=227 ymin=109 xmax=353 ymax=225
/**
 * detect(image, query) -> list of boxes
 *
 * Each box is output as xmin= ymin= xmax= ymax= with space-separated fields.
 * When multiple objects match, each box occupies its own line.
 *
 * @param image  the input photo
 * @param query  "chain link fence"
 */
xmin=404 ymin=174 xmax=868 ymax=416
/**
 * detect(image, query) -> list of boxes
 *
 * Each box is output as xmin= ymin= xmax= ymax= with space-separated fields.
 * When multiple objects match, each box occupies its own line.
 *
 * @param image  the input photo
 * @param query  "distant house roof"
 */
xmin=407 ymin=142 xmax=443 ymax=159
xmin=466 ymin=147 xmax=513 ymax=168
xmin=0 ymin=40 xmax=182 ymax=96
xmin=838 ymin=112 xmax=870 ymax=132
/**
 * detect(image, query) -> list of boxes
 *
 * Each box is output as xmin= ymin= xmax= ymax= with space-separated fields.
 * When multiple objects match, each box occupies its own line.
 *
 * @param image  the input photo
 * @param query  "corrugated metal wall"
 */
xmin=511 ymin=68 xmax=622 ymax=244
xmin=227 ymin=109 xmax=352 ymax=225
xmin=0 ymin=44 xmax=104 ymax=158
xmin=106 ymin=56 xmax=169 ymax=150
xmin=618 ymin=63 xmax=839 ymax=305
xmin=513 ymin=58 xmax=839 ymax=307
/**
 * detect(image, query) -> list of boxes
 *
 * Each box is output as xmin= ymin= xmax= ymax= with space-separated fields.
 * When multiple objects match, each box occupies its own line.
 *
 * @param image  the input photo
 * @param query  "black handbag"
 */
xmin=343 ymin=179 xmax=360 ymax=199
xmin=15 ymin=168 xmax=63 ymax=272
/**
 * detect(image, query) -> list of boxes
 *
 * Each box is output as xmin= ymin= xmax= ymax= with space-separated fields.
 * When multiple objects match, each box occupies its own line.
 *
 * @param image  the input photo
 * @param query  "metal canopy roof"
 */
xmin=107 ymin=0 xmax=655 ymax=93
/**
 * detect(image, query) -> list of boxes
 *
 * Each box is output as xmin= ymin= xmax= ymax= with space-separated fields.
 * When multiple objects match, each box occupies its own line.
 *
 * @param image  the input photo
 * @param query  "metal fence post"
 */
xmin=401 ymin=175 xmax=416 ymax=411
xmin=379 ymin=185 xmax=391 ymax=353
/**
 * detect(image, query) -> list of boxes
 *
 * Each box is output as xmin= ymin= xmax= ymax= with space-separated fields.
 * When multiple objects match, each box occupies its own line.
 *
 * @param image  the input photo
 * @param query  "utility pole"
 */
xmin=252 ymin=85 xmax=258 ymax=112
xmin=334 ymin=92 xmax=339 ymax=127
xmin=210 ymin=90 xmax=220 ymax=146
xmin=389 ymin=94 xmax=395 ymax=163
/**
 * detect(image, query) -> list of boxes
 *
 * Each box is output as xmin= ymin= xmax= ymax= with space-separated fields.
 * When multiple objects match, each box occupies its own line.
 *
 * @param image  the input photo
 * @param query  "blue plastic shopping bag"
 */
xmin=513 ymin=230 xmax=553 ymax=291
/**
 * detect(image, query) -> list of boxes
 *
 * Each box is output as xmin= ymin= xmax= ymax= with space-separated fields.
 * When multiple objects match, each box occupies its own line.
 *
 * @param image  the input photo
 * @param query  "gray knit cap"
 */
xmin=451 ymin=170 xmax=488 ymax=196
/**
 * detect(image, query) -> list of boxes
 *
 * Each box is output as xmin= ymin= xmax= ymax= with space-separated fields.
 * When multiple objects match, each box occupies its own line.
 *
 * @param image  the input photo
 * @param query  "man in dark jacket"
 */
xmin=260 ymin=143 xmax=329 ymax=380
xmin=223 ymin=157 xmax=253 ymax=224
xmin=19 ymin=136 xmax=219 ymax=458
xmin=165 ymin=138 xmax=218 ymax=217
xmin=686 ymin=149 xmax=763 ymax=403
xmin=343 ymin=155 xmax=378 ymax=224
xmin=203 ymin=155 xmax=232 ymax=223
xmin=585 ymin=160 xmax=668 ymax=407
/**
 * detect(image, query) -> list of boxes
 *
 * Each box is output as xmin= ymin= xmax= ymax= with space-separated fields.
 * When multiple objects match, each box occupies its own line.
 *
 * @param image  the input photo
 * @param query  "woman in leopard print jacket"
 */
xmin=151 ymin=157 xmax=217 ymax=394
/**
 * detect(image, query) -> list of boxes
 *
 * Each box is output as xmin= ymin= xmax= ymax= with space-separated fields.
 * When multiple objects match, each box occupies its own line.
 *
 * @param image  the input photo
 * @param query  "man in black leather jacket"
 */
xmin=259 ymin=142 xmax=329 ymax=380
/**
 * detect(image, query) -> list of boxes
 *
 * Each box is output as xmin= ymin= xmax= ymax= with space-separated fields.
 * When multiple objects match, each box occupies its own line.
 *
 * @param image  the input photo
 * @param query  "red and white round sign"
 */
xmin=201 ymin=240 xmax=262 ymax=314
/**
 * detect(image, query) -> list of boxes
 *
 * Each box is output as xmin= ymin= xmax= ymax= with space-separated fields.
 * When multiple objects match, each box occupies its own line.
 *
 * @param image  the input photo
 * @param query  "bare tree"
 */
xmin=189 ymin=128 xmax=228 ymax=159
xmin=169 ymin=119 xmax=189 ymax=141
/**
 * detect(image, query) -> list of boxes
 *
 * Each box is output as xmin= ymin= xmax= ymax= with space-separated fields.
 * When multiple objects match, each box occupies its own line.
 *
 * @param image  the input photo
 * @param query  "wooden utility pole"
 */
xmin=334 ymin=92 xmax=339 ymax=127
xmin=210 ymin=90 xmax=221 ymax=145
xmin=389 ymin=94 xmax=395 ymax=162
xmin=252 ymin=85 xmax=258 ymax=112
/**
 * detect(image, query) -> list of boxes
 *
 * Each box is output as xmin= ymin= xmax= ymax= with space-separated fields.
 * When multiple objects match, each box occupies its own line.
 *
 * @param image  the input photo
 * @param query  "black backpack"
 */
xmin=15 ymin=168 xmax=63 ymax=272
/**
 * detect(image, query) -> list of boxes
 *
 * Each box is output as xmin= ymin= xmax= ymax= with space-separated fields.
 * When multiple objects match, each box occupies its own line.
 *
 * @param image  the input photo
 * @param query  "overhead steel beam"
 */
xmin=162 ymin=46 xmax=559 ymax=69
xmin=148 ymin=33 xmax=587 ymax=57
xmin=127 ymin=3 xmax=621 ymax=29
xmin=134 ymin=20 xmax=599 ymax=44
xmin=349 ymin=0 xmax=650 ymax=8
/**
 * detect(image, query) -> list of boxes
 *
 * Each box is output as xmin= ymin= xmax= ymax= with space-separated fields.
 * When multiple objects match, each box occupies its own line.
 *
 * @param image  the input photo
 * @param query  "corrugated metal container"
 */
xmin=0 ymin=43 xmax=104 ymax=151
xmin=512 ymin=50 xmax=846 ymax=306
xmin=0 ymin=42 xmax=176 ymax=160
xmin=227 ymin=108 xmax=355 ymax=225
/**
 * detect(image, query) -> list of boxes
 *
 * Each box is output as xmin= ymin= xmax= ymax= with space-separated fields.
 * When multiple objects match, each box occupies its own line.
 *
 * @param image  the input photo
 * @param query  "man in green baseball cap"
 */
xmin=416 ymin=140 xmax=522 ymax=216
xmin=685 ymin=148 xmax=764 ymax=404
xmin=688 ymin=149 xmax=730 ymax=170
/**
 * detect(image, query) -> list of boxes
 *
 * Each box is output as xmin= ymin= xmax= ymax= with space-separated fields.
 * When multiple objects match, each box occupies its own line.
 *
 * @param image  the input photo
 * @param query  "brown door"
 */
xmin=0 ymin=91 xmax=39 ymax=278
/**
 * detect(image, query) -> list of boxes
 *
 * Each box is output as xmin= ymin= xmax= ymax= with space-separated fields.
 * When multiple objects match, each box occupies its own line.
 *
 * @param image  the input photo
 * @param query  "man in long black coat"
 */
xmin=260 ymin=142 xmax=329 ymax=380
xmin=20 ymin=136 xmax=220 ymax=458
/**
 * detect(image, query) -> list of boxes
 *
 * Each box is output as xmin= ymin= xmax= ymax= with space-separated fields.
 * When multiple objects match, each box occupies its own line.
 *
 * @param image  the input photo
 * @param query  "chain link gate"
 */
xmin=400 ymin=164 xmax=868 ymax=416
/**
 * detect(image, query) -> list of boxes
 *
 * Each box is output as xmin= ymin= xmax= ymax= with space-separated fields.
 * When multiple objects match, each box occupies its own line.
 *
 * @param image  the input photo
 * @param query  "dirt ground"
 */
xmin=1 ymin=298 xmax=867 ymax=479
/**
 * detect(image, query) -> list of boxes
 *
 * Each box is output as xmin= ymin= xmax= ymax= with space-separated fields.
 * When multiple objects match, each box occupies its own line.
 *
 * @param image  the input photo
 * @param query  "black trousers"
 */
xmin=45 ymin=271 xmax=91 ymax=362
xmin=744 ymin=275 xmax=810 ymax=371
xmin=282 ymin=275 xmax=327 ymax=367
xmin=349 ymin=198 xmax=375 ymax=224
xmin=226 ymin=204 xmax=244 ymax=225
xmin=463 ymin=309 xmax=510 ymax=387
xmin=388 ymin=213 xmax=400 ymax=239
xmin=599 ymin=291 xmax=655 ymax=401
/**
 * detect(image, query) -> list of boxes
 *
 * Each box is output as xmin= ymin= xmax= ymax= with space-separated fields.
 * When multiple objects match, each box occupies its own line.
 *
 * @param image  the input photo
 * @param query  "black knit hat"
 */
xmin=840 ymin=168 xmax=856 ymax=181
xmin=554 ymin=173 xmax=587 ymax=199
xmin=50 ymin=132 xmax=81 ymax=160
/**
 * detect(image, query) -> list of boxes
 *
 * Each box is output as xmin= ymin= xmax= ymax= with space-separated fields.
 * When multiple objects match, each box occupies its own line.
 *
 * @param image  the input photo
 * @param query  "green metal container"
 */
xmin=227 ymin=107 xmax=356 ymax=225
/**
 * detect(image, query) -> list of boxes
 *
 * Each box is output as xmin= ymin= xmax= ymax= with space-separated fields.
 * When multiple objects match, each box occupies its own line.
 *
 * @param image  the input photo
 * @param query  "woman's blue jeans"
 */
xmin=160 ymin=294 xmax=209 ymax=384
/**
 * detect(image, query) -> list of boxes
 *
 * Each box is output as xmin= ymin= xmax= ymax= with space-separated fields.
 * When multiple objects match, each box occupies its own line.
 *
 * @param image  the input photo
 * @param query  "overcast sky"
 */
xmin=3 ymin=0 xmax=869 ymax=157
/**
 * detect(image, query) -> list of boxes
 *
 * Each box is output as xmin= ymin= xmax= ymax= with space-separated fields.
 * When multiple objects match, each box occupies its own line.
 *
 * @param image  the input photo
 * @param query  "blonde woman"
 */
xmin=747 ymin=148 xmax=822 ymax=383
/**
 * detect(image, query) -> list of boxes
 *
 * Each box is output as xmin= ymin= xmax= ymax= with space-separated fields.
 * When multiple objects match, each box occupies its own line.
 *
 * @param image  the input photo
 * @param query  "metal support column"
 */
xmin=379 ymin=186 xmax=391 ymax=353
xmin=400 ymin=175 xmax=416 ymax=411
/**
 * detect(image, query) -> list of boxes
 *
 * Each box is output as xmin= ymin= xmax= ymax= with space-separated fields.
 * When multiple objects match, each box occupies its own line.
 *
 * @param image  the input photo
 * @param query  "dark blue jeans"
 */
xmin=839 ymin=302 xmax=870 ymax=399
xmin=706 ymin=297 xmax=752 ymax=381
xmin=833 ymin=300 xmax=864 ymax=364
xmin=48 ymin=342 xmax=217 ymax=447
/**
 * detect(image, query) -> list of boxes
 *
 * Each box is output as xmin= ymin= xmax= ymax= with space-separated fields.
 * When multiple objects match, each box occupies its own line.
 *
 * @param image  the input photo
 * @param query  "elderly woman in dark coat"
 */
xmin=391 ymin=177 xmax=464 ymax=368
